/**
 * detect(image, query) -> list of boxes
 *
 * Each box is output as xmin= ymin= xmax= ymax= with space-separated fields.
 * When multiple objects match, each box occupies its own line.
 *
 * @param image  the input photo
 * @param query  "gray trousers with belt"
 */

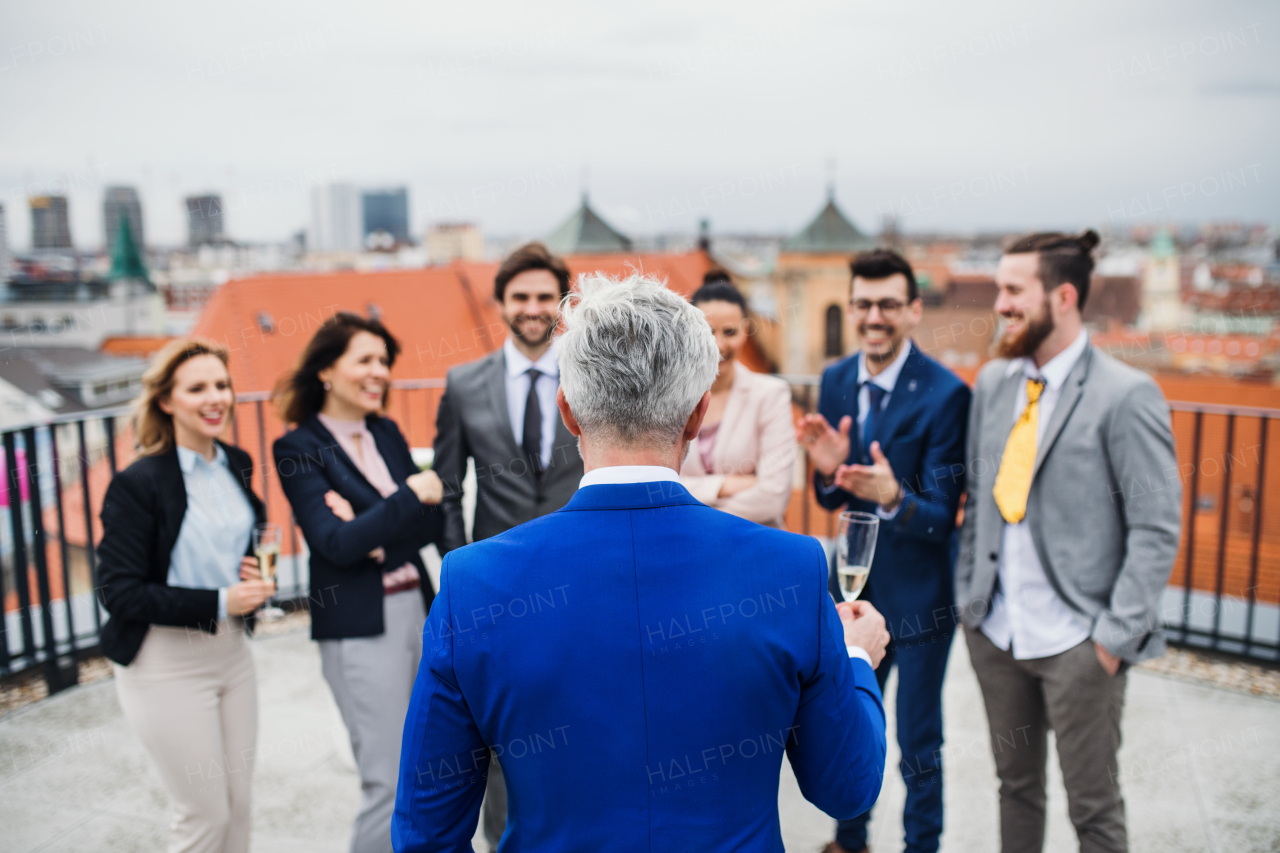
xmin=320 ymin=590 xmax=425 ymax=853
xmin=965 ymin=628 xmax=1129 ymax=853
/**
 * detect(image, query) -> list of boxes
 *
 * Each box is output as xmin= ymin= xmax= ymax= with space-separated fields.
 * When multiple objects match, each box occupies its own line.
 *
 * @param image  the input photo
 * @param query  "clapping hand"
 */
xmin=796 ymin=413 xmax=852 ymax=478
xmin=833 ymin=441 xmax=903 ymax=510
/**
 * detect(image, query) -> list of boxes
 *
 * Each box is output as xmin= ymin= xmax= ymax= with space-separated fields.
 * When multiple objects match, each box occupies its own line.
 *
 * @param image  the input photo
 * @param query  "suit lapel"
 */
xmin=485 ymin=349 xmax=521 ymax=459
xmin=303 ymin=416 xmax=381 ymax=501
xmin=990 ymin=364 xmax=1023 ymax=454
xmin=1033 ymin=345 xmax=1092 ymax=478
xmin=157 ymin=448 xmax=188 ymax=546
xmin=871 ymin=344 xmax=924 ymax=446
xmin=713 ymin=363 xmax=752 ymax=470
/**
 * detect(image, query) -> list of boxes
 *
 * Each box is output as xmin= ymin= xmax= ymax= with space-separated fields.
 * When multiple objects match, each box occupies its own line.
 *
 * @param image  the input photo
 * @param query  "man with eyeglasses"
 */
xmin=797 ymin=248 xmax=971 ymax=853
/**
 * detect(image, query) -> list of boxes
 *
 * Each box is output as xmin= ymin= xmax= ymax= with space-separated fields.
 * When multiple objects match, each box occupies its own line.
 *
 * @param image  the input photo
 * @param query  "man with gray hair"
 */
xmin=393 ymin=273 xmax=890 ymax=852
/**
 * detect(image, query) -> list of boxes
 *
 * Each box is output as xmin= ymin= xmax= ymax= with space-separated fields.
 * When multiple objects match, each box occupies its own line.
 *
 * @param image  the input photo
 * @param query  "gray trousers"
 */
xmin=320 ymin=591 xmax=426 ymax=853
xmin=482 ymin=752 xmax=507 ymax=850
xmin=965 ymin=628 xmax=1128 ymax=853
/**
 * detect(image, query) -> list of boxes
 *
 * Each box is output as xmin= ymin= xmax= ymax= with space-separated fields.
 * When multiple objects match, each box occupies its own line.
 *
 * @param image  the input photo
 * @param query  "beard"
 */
xmin=507 ymin=313 xmax=556 ymax=348
xmin=996 ymin=298 xmax=1055 ymax=359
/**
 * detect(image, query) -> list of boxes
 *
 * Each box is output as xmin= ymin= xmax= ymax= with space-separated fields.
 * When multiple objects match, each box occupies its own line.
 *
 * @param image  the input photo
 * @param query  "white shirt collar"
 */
xmin=1005 ymin=328 xmax=1089 ymax=390
xmin=504 ymin=337 xmax=559 ymax=380
xmin=857 ymin=339 xmax=913 ymax=391
xmin=579 ymin=465 xmax=681 ymax=489
xmin=177 ymin=443 xmax=227 ymax=473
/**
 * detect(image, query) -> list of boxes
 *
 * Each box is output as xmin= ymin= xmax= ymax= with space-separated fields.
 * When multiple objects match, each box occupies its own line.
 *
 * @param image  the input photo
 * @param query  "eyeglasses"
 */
xmin=850 ymin=298 xmax=907 ymax=316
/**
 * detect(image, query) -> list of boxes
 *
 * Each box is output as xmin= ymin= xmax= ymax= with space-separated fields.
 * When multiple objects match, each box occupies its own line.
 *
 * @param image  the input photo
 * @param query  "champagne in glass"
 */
xmin=252 ymin=522 xmax=284 ymax=621
xmin=836 ymin=511 xmax=879 ymax=602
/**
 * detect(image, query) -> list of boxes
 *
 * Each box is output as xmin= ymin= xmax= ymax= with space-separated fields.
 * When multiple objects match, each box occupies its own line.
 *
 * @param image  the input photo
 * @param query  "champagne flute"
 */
xmin=835 ymin=511 xmax=879 ymax=602
xmin=252 ymin=522 xmax=285 ymax=622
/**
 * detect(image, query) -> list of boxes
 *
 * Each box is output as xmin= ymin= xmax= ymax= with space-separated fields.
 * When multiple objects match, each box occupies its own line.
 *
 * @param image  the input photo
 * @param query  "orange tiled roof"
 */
xmin=99 ymin=336 xmax=175 ymax=358
xmin=191 ymin=253 xmax=719 ymax=393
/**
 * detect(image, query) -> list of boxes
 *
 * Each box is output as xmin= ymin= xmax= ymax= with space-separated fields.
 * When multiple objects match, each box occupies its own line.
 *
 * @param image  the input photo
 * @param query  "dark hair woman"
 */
xmin=679 ymin=273 xmax=797 ymax=527
xmin=98 ymin=338 xmax=275 ymax=853
xmin=272 ymin=311 xmax=443 ymax=853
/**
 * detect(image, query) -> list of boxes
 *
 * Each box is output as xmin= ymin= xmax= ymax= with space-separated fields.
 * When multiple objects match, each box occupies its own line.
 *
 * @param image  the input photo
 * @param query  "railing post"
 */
xmin=5 ymin=431 xmax=36 ymax=669
xmin=104 ymin=415 xmax=118 ymax=475
xmin=48 ymin=424 xmax=78 ymax=659
xmin=1242 ymin=416 xmax=1268 ymax=658
xmin=1179 ymin=411 xmax=1203 ymax=644
xmin=77 ymin=419 xmax=103 ymax=636
xmin=1210 ymin=414 xmax=1235 ymax=645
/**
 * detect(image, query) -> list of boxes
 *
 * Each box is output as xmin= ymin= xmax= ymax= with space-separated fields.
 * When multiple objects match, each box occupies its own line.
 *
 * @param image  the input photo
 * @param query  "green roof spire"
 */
xmin=108 ymin=216 xmax=150 ymax=282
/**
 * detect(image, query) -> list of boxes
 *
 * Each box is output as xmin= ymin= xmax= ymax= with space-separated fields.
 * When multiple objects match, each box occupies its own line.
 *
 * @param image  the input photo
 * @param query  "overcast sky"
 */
xmin=1 ymin=0 xmax=1277 ymax=248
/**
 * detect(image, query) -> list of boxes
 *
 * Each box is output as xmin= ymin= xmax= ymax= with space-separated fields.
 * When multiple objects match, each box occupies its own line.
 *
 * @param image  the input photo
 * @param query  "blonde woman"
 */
xmin=98 ymin=339 xmax=274 ymax=853
xmin=679 ymin=272 xmax=798 ymax=527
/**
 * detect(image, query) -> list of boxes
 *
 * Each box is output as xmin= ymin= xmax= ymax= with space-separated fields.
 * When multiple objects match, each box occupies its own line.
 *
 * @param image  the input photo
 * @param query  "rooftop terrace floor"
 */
xmin=2 ymin=620 xmax=1277 ymax=852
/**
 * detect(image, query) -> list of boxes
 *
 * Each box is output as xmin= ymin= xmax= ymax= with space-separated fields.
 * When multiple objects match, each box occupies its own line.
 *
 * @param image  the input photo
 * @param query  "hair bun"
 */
xmin=1078 ymin=229 xmax=1100 ymax=253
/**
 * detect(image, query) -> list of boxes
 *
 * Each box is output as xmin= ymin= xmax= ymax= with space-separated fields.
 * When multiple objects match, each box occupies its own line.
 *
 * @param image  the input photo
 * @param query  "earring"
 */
xmin=323 ymin=381 xmax=331 ymax=390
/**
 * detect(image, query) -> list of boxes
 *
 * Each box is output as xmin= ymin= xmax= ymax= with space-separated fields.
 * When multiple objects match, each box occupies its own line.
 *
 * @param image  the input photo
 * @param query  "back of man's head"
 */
xmin=558 ymin=273 xmax=719 ymax=448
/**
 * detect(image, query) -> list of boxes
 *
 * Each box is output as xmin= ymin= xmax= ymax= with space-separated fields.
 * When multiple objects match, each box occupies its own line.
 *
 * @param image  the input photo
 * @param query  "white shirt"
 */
xmin=581 ymin=464 xmax=872 ymax=666
xmin=169 ymin=445 xmax=256 ymax=623
xmin=981 ymin=329 xmax=1091 ymax=659
xmin=818 ymin=340 xmax=912 ymax=519
xmin=504 ymin=337 xmax=560 ymax=468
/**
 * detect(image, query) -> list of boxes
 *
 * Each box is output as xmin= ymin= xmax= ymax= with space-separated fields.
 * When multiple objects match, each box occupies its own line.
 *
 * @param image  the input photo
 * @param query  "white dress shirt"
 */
xmin=981 ymin=329 xmax=1091 ymax=659
xmin=504 ymin=337 xmax=560 ymax=468
xmin=169 ymin=445 xmax=256 ymax=622
xmin=818 ymin=340 xmax=912 ymax=518
xmin=580 ymin=464 xmax=872 ymax=665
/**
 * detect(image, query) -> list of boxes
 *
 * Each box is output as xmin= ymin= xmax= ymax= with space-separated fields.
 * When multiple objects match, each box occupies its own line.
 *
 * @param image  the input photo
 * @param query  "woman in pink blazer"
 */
xmin=680 ymin=273 xmax=798 ymax=527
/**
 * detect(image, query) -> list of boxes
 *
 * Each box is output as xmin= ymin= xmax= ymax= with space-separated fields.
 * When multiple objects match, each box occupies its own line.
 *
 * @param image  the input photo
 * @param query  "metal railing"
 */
xmin=3 ymin=376 xmax=1276 ymax=700
xmin=782 ymin=379 xmax=1280 ymax=663
xmin=0 ymin=380 xmax=446 ymax=695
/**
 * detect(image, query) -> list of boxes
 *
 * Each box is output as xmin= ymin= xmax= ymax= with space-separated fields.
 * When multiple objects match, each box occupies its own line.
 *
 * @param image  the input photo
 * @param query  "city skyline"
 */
xmin=1 ymin=0 xmax=1276 ymax=248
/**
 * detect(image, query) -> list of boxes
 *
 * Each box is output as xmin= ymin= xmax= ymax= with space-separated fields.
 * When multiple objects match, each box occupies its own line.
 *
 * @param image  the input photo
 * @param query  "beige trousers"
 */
xmin=114 ymin=621 xmax=258 ymax=853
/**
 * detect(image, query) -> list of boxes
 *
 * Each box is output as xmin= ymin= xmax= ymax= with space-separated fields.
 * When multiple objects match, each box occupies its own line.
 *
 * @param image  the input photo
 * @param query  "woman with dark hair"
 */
xmin=98 ymin=338 xmax=275 ymax=853
xmin=679 ymin=272 xmax=797 ymax=527
xmin=272 ymin=312 xmax=443 ymax=853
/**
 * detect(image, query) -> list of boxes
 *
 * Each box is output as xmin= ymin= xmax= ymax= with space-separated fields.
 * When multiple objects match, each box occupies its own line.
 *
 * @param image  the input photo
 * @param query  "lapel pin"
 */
xmin=908 ymin=380 xmax=918 ymax=392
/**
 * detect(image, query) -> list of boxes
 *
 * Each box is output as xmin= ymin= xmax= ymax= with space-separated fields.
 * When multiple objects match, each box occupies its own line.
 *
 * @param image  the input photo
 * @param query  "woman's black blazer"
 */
xmin=273 ymin=414 xmax=440 ymax=641
xmin=96 ymin=441 xmax=266 ymax=666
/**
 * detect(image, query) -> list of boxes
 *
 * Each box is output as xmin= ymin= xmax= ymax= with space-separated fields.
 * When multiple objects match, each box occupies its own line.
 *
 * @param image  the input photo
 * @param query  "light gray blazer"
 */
xmin=955 ymin=344 xmax=1182 ymax=663
xmin=433 ymin=348 xmax=583 ymax=555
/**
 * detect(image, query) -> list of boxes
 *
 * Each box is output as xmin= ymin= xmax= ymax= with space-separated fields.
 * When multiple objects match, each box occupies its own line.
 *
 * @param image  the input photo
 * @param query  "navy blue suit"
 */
xmin=814 ymin=344 xmax=969 ymax=853
xmin=393 ymin=480 xmax=886 ymax=852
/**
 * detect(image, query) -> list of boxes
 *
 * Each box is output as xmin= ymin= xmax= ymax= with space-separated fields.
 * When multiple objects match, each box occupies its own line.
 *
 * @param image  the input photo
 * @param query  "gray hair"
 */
xmin=557 ymin=272 xmax=719 ymax=447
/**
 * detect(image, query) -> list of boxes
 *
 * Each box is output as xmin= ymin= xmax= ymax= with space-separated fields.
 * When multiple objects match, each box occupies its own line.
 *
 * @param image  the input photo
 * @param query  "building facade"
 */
xmin=362 ymin=188 xmax=411 ymax=246
xmin=185 ymin=194 xmax=225 ymax=246
xmin=103 ymin=186 xmax=145 ymax=251
xmin=309 ymin=183 xmax=362 ymax=252
xmin=30 ymin=195 xmax=73 ymax=249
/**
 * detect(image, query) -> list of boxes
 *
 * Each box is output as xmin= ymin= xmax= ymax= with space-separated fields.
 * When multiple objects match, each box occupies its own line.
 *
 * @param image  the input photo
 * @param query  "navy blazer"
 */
xmin=97 ymin=441 xmax=266 ymax=665
xmin=273 ymin=414 xmax=442 ymax=640
xmin=814 ymin=344 xmax=971 ymax=641
xmin=393 ymin=481 xmax=886 ymax=852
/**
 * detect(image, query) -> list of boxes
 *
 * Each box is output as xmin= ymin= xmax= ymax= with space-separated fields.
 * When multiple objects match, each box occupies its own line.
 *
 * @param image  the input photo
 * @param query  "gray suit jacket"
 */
xmin=956 ymin=344 xmax=1182 ymax=663
xmin=434 ymin=347 xmax=583 ymax=555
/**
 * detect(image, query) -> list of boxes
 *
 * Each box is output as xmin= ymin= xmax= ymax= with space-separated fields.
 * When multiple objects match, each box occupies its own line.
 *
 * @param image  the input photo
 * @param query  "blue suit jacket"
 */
xmin=393 ymin=481 xmax=886 ymax=852
xmin=814 ymin=344 xmax=971 ymax=641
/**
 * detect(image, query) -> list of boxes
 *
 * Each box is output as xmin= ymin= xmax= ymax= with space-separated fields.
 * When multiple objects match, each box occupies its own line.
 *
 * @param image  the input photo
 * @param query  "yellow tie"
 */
xmin=993 ymin=379 xmax=1045 ymax=524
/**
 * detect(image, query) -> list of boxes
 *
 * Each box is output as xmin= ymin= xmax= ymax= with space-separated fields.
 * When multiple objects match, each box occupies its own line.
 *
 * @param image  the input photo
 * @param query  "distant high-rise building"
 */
xmin=426 ymin=223 xmax=484 ymax=264
xmin=104 ymin=186 xmax=145 ymax=250
xmin=185 ymin=194 xmax=225 ymax=247
xmin=0 ymin=203 xmax=9 ymax=277
xmin=30 ymin=195 xmax=73 ymax=249
xmin=362 ymin=188 xmax=411 ymax=246
xmin=310 ymin=184 xmax=363 ymax=252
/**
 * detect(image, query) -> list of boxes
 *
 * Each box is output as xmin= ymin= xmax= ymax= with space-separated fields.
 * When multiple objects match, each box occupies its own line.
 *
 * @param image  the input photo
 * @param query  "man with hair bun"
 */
xmin=396 ymin=273 xmax=890 ymax=852
xmin=957 ymin=230 xmax=1181 ymax=853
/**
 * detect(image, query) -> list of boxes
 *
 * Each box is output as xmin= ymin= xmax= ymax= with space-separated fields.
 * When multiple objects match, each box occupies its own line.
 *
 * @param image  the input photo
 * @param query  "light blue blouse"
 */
xmin=168 ymin=445 xmax=256 ymax=621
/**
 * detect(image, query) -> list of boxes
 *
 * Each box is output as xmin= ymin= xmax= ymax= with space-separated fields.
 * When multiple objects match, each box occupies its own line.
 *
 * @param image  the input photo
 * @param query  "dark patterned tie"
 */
xmin=861 ymin=383 xmax=887 ymax=464
xmin=523 ymin=368 xmax=543 ymax=476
